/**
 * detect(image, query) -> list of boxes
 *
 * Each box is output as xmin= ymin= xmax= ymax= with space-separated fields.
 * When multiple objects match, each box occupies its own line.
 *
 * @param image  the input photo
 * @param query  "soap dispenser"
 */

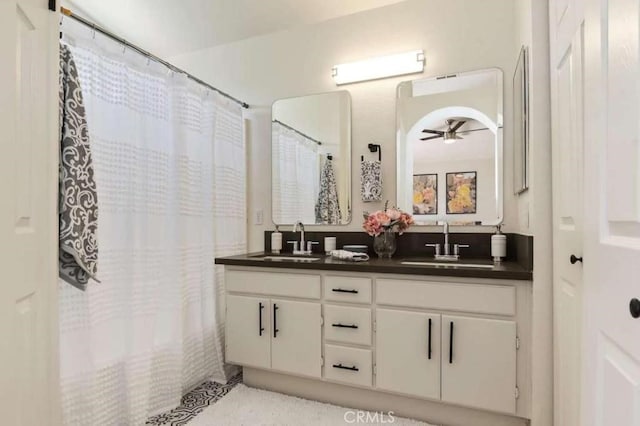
xmin=271 ymin=226 xmax=282 ymax=254
xmin=491 ymin=224 xmax=507 ymax=263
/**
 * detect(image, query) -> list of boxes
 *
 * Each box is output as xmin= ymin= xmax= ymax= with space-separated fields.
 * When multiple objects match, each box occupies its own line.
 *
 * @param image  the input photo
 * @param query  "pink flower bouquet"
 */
xmin=363 ymin=202 xmax=415 ymax=237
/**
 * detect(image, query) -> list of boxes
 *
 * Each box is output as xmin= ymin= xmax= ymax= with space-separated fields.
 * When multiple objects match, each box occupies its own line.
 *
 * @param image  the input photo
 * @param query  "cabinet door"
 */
xmin=271 ymin=299 xmax=322 ymax=378
xmin=376 ymin=309 xmax=441 ymax=399
xmin=441 ymin=315 xmax=517 ymax=414
xmin=226 ymin=295 xmax=271 ymax=369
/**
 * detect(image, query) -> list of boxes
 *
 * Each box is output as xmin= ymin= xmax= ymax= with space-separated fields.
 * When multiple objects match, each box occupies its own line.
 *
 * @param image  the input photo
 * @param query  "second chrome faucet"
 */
xmin=425 ymin=222 xmax=470 ymax=261
xmin=288 ymin=221 xmax=319 ymax=255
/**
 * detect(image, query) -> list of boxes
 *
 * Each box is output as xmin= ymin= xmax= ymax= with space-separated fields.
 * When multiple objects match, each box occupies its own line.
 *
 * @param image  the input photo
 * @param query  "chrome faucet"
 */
xmin=293 ymin=221 xmax=305 ymax=252
xmin=443 ymin=222 xmax=450 ymax=256
xmin=424 ymin=222 xmax=469 ymax=261
xmin=287 ymin=221 xmax=318 ymax=255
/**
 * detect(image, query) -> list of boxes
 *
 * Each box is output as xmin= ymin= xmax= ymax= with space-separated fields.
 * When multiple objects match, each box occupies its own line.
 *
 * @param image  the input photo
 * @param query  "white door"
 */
xmin=581 ymin=0 xmax=640 ymax=424
xmin=441 ymin=315 xmax=517 ymax=414
xmin=549 ymin=1 xmax=585 ymax=424
xmin=0 ymin=0 xmax=59 ymax=425
xmin=270 ymin=299 xmax=321 ymax=378
xmin=375 ymin=309 xmax=441 ymax=400
xmin=225 ymin=295 xmax=271 ymax=369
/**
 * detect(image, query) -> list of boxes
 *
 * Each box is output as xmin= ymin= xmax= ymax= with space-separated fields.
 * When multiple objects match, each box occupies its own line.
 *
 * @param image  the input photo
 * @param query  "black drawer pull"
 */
xmin=273 ymin=304 xmax=279 ymax=338
xmin=570 ymin=254 xmax=583 ymax=264
xmin=332 ymin=288 xmax=358 ymax=294
xmin=449 ymin=321 xmax=454 ymax=364
xmin=428 ymin=318 xmax=432 ymax=360
xmin=258 ymin=302 xmax=265 ymax=336
xmin=332 ymin=363 xmax=359 ymax=372
xmin=332 ymin=323 xmax=358 ymax=329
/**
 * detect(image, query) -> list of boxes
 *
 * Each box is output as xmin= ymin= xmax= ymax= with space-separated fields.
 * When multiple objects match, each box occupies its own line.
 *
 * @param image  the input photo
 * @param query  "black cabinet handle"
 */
xmin=258 ymin=302 xmax=265 ymax=336
xmin=273 ymin=304 xmax=279 ymax=338
xmin=428 ymin=318 xmax=432 ymax=360
xmin=332 ymin=323 xmax=358 ymax=329
xmin=449 ymin=321 xmax=454 ymax=364
xmin=630 ymin=298 xmax=640 ymax=319
xmin=570 ymin=255 xmax=583 ymax=264
xmin=332 ymin=288 xmax=358 ymax=294
xmin=332 ymin=363 xmax=359 ymax=372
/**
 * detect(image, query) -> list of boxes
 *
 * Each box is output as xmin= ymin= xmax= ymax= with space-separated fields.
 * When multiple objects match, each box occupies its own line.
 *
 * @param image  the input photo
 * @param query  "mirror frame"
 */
xmin=395 ymin=68 xmax=504 ymax=226
xmin=513 ymin=46 xmax=530 ymax=195
xmin=270 ymin=90 xmax=353 ymax=226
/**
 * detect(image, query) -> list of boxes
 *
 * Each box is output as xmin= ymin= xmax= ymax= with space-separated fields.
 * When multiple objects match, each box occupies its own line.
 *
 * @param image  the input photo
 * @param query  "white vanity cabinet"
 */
xmin=223 ymin=267 xmax=531 ymax=423
xmin=441 ymin=315 xmax=517 ymax=414
xmin=226 ymin=295 xmax=271 ymax=369
xmin=270 ymin=299 xmax=322 ymax=377
xmin=376 ymin=309 xmax=441 ymax=400
xmin=225 ymin=270 xmax=322 ymax=378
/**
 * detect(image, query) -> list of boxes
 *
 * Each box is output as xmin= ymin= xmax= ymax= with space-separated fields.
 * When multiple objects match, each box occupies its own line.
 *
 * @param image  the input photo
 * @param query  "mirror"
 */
xmin=513 ymin=46 xmax=529 ymax=194
xmin=396 ymin=68 xmax=503 ymax=225
xmin=272 ymin=91 xmax=352 ymax=225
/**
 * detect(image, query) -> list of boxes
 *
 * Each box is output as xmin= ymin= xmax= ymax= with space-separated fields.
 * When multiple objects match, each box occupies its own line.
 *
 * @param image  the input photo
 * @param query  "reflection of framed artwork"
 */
xmin=446 ymin=171 xmax=477 ymax=214
xmin=413 ymin=174 xmax=438 ymax=215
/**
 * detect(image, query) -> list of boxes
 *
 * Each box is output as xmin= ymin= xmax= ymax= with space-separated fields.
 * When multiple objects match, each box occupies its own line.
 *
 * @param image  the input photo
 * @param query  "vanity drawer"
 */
xmin=324 ymin=305 xmax=372 ymax=346
xmin=324 ymin=344 xmax=372 ymax=387
xmin=226 ymin=270 xmax=320 ymax=299
xmin=324 ymin=276 xmax=372 ymax=304
xmin=376 ymin=279 xmax=516 ymax=316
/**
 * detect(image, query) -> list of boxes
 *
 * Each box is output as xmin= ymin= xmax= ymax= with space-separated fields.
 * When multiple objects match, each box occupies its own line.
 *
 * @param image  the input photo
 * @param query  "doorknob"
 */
xmin=570 ymin=254 xmax=583 ymax=264
xmin=630 ymin=298 xmax=640 ymax=319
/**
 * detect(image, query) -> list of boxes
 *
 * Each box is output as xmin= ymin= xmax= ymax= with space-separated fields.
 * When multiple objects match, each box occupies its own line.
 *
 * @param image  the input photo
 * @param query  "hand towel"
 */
xmin=361 ymin=160 xmax=382 ymax=202
xmin=330 ymin=250 xmax=370 ymax=262
xmin=59 ymin=43 xmax=99 ymax=290
xmin=315 ymin=159 xmax=342 ymax=224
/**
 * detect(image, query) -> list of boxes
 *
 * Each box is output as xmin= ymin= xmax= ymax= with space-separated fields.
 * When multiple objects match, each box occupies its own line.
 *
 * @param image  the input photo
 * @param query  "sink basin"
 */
xmin=259 ymin=256 xmax=321 ymax=262
xmin=400 ymin=261 xmax=494 ymax=269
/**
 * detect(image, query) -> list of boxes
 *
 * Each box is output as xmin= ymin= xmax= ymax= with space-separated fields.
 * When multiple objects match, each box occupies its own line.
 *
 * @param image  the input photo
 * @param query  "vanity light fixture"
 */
xmin=332 ymin=50 xmax=425 ymax=85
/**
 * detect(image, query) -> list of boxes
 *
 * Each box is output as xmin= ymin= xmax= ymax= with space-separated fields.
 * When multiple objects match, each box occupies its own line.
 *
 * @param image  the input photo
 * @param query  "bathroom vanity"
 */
xmin=216 ymin=255 xmax=532 ymax=426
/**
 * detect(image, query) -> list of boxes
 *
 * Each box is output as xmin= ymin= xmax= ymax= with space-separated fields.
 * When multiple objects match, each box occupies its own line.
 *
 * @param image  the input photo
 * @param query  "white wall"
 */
xmin=513 ymin=1 xmax=553 ymax=426
xmin=169 ymin=0 xmax=519 ymax=251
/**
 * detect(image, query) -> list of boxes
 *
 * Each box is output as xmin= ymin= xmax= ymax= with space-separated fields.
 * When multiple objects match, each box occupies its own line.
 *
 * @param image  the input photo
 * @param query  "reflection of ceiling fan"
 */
xmin=421 ymin=119 xmax=488 ymax=143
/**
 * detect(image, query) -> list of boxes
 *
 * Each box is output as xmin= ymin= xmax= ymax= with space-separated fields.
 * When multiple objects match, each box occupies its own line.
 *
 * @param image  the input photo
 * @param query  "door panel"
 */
xmin=582 ymin=0 xmax=640 ymax=424
xmin=376 ymin=309 xmax=441 ymax=400
xmin=270 ymin=299 xmax=321 ymax=378
xmin=441 ymin=315 xmax=517 ymax=414
xmin=0 ymin=1 xmax=59 ymax=425
xmin=551 ymin=21 xmax=584 ymax=426
xmin=595 ymin=334 xmax=640 ymax=426
xmin=225 ymin=295 xmax=271 ymax=369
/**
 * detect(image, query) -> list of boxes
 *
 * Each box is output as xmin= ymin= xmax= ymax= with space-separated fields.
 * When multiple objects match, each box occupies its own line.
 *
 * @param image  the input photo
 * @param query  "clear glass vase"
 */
xmin=373 ymin=229 xmax=397 ymax=259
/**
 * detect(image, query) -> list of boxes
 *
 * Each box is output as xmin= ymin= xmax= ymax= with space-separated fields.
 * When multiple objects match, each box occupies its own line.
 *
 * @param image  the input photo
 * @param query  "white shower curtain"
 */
xmin=272 ymin=122 xmax=320 ymax=224
xmin=59 ymin=22 xmax=245 ymax=426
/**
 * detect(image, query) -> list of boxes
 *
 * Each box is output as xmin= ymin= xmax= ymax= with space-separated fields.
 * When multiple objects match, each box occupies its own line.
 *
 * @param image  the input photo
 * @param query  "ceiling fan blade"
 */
xmin=422 ymin=129 xmax=444 ymax=135
xmin=451 ymin=120 xmax=466 ymax=132
xmin=420 ymin=135 xmax=442 ymax=141
xmin=457 ymin=127 xmax=490 ymax=134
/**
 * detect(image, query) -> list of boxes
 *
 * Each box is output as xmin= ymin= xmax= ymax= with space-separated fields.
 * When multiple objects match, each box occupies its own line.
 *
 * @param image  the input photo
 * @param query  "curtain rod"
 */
xmin=60 ymin=7 xmax=250 ymax=109
xmin=272 ymin=120 xmax=322 ymax=145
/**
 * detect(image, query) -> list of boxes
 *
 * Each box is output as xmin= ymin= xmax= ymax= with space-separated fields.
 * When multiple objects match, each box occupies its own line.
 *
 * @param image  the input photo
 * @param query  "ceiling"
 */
xmin=63 ymin=0 xmax=407 ymax=59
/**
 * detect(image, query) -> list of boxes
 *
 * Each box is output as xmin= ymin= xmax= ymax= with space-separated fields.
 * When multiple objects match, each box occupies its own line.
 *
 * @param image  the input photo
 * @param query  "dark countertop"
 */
xmin=215 ymin=252 xmax=533 ymax=281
